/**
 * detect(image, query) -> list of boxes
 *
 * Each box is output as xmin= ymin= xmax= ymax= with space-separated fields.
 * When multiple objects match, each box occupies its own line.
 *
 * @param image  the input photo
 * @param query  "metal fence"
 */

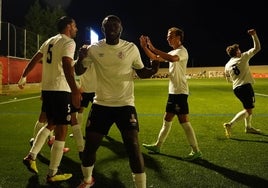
xmin=0 ymin=22 xmax=40 ymax=59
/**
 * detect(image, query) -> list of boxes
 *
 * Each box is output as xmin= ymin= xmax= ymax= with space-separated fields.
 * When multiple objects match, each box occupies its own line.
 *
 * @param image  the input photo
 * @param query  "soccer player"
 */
xmin=18 ymin=16 xmax=81 ymax=183
xmin=76 ymin=63 xmax=96 ymax=128
xmin=70 ymin=62 xmax=97 ymax=144
xmin=223 ymin=29 xmax=261 ymax=138
xmin=140 ymin=27 xmax=202 ymax=161
xmin=75 ymin=15 xmax=160 ymax=188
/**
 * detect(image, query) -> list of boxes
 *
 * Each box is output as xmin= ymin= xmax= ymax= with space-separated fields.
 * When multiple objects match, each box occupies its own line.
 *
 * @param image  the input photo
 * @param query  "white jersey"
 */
xmin=168 ymin=45 xmax=189 ymax=95
xmin=82 ymin=39 xmax=144 ymax=107
xmin=224 ymin=35 xmax=260 ymax=89
xmin=39 ymin=34 xmax=76 ymax=92
xmin=79 ymin=63 xmax=97 ymax=93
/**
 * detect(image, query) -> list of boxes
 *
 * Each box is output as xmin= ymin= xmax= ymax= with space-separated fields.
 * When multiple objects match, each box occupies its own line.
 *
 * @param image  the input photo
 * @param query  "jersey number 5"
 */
xmin=46 ymin=44 xmax=53 ymax=64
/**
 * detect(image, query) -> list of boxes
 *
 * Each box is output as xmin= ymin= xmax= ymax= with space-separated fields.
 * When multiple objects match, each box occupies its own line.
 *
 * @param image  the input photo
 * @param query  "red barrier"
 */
xmin=0 ymin=56 xmax=42 ymax=84
xmin=253 ymin=73 xmax=268 ymax=78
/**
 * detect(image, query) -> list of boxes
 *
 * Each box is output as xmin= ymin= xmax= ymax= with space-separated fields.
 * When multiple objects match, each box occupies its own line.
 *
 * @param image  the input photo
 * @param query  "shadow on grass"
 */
xmin=259 ymin=132 xmax=268 ymax=137
xmin=25 ymin=137 xmax=127 ymax=188
xmin=146 ymin=152 xmax=268 ymax=188
xmin=231 ymin=137 xmax=268 ymax=143
xmin=230 ymin=132 xmax=268 ymax=141
xmin=101 ymin=135 xmax=127 ymax=157
xmin=103 ymin=136 xmax=169 ymax=175
xmin=101 ymin=135 xmax=268 ymax=187
xmin=191 ymin=158 xmax=268 ymax=188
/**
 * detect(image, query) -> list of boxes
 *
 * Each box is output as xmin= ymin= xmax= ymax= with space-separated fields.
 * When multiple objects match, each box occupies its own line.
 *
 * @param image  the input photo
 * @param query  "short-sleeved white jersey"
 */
xmin=39 ymin=34 xmax=76 ymax=92
xmin=82 ymin=39 xmax=144 ymax=107
xmin=168 ymin=46 xmax=189 ymax=94
xmin=79 ymin=63 xmax=97 ymax=93
xmin=224 ymin=49 xmax=255 ymax=89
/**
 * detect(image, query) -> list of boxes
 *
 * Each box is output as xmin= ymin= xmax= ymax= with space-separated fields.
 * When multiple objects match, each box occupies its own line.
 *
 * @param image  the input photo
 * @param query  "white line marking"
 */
xmin=0 ymin=96 xmax=40 ymax=105
xmin=255 ymin=93 xmax=268 ymax=97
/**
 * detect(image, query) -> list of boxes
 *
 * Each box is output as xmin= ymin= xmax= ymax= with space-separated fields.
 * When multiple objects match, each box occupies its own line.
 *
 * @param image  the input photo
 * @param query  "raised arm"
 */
xmin=139 ymin=35 xmax=179 ymax=63
xmin=74 ymin=45 xmax=88 ymax=75
xmin=248 ymin=29 xmax=261 ymax=54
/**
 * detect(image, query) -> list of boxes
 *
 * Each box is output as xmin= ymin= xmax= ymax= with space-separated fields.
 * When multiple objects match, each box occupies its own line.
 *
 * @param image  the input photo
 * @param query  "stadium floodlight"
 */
xmin=85 ymin=27 xmax=99 ymax=44
xmin=90 ymin=27 xmax=98 ymax=44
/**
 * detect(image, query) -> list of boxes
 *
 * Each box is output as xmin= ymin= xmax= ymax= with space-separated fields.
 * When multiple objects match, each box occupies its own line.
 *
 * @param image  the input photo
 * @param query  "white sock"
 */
xmin=49 ymin=130 xmax=54 ymax=139
xmin=132 ymin=172 xmax=146 ymax=188
xmin=30 ymin=127 xmax=50 ymax=159
xmin=77 ymin=112 xmax=83 ymax=125
xmin=230 ymin=110 xmax=249 ymax=126
xmin=81 ymin=165 xmax=94 ymax=183
xmin=71 ymin=124 xmax=84 ymax=152
xmin=155 ymin=120 xmax=172 ymax=147
xmin=245 ymin=114 xmax=252 ymax=129
xmin=48 ymin=140 xmax=65 ymax=176
xmin=181 ymin=122 xmax=199 ymax=152
xmin=33 ymin=121 xmax=47 ymax=138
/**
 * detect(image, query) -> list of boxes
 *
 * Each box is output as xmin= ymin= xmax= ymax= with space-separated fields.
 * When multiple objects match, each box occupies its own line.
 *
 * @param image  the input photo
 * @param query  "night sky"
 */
xmin=2 ymin=0 xmax=267 ymax=67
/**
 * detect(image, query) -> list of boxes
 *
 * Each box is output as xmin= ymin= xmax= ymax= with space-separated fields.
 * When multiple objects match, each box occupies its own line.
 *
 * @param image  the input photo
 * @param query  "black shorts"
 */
xmin=71 ymin=92 xmax=95 ymax=113
xmin=41 ymin=91 xmax=71 ymax=125
xmin=165 ymin=94 xmax=189 ymax=115
xmin=85 ymin=104 xmax=139 ymax=135
xmin=234 ymin=83 xmax=255 ymax=109
xmin=81 ymin=92 xmax=95 ymax=108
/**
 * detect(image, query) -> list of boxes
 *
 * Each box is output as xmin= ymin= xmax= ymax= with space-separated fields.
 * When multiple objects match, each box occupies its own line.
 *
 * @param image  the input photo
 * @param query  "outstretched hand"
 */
xmin=139 ymin=35 xmax=155 ymax=51
xmin=248 ymin=29 xmax=256 ymax=35
xmin=18 ymin=77 xmax=27 ymax=89
xmin=139 ymin=35 xmax=148 ymax=48
xmin=146 ymin=37 xmax=155 ymax=51
xmin=78 ymin=45 xmax=89 ymax=60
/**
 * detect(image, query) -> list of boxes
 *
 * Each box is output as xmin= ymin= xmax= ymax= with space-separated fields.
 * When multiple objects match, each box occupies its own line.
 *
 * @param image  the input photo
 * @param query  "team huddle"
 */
xmin=18 ymin=15 xmax=261 ymax=188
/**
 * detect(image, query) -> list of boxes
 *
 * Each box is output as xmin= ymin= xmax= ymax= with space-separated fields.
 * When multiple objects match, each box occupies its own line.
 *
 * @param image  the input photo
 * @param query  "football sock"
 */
xmin=230 ymin=110 xmax=249 ymax=125
xmin=155 ymin=120 xmax=172 ymax=147
xmin=132 ymin=172 xmax=146 ymax=188
xmin=30 ymin=127 xmax=51 ymax=159
xmin=81 ymin=165 xmax=94 ymax=183
xmin=181 ymin=122 xmax=199 ymax=152
xmin=48 ymin=140 xmax=65 ymax=176
xmin=71 ymin=124 xmax=84 ymax=152
xmin=77 ymin=112 xmax=83 ymax=125
xmin=33 ymin=121 xmax=47 ymax=138
xmin=245 ymin=114 xmax=252 ymax=129
xmin=49 ymin=130 xmax=54 ymax=139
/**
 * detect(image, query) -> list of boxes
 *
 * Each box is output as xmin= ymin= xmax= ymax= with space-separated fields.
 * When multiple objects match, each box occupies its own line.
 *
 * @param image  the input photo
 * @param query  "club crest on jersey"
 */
xmin=118 ymin=51 xmax=125 ymax=59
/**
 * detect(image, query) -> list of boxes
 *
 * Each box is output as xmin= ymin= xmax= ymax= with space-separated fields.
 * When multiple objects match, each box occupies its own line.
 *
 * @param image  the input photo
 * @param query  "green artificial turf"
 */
xmin=0 ymin=78 xmax=267 ymax=187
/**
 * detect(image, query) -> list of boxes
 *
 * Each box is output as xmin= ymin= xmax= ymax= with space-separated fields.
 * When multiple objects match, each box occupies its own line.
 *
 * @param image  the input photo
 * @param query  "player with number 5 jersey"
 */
xmin=18 ymin=16 xmax=81 ymax=184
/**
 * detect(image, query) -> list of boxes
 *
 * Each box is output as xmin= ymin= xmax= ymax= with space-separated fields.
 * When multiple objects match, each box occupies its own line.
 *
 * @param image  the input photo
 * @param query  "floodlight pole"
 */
xmin=8 ymin=22 xmax=16 ymax=56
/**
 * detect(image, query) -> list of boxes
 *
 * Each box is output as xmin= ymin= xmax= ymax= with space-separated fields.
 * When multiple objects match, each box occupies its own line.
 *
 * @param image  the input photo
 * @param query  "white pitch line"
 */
xmin=255 ymin=93 xmax=268 ymax=97
xmin=0 ymin=93 xmax=267 ymax=105
xmin=0 ymin=96 xmax=40 ymax=105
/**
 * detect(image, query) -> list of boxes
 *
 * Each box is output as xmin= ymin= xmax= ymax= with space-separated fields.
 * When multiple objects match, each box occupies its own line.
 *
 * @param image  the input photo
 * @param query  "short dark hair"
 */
xmin=102 ymin=15 xmax=121 ymax=27
xmin=168 ymin=27 xmax=184 ymax=43
xmin=226 ymin=44 xmax=239 ymax=57
xmin=57 ymin=16 xmax=74 ymax=33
